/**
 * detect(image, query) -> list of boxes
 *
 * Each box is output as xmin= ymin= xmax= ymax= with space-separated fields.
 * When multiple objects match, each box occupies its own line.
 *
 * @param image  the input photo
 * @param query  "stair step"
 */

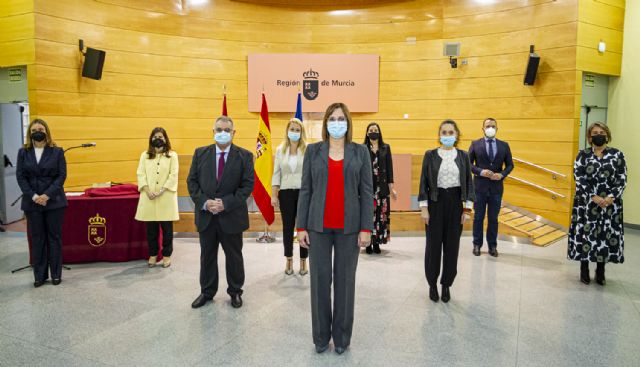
xmin=517 ymin=221 xmax=546 ymax=232
xmin=499 ymin=212 xmax=523 ymax=222
xmin=532 ymin=230 xmax=567 ymax=246
xmin=504 ymin=216 xmax=534 ymax=227
xmin=500 ymin=207 xmax=514 ymax=214
xmin=530 ymin=225 xmax=556 ymax=238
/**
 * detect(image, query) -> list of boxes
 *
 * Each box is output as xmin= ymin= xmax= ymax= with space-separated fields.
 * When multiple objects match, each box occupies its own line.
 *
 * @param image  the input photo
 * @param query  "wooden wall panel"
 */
xmin=23 ymin=0 xmax=626 ymax=228
xmin=0 ymin=3 xmax=34 ymax=67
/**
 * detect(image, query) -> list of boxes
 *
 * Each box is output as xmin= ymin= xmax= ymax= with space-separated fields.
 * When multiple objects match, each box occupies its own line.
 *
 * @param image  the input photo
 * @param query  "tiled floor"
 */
xmin=1 ymin=229 xmax=639 ymax=367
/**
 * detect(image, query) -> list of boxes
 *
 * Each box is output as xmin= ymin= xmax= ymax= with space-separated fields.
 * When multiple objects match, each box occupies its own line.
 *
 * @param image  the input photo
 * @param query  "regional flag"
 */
xmin=253 ymin=93 xmax=275 ymax=225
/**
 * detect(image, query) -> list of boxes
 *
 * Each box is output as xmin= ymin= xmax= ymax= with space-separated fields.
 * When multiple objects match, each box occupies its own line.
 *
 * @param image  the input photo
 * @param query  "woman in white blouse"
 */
xmin=418 ymin=120 xmax=475 ymax=303
xmin=272 ymin=118 xmax=308 ymax=275
xmin=135 ymin=127 xmax=179 ymax=268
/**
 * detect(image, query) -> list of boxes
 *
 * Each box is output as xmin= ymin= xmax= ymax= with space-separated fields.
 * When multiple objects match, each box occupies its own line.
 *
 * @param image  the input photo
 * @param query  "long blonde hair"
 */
xmin=278 ymin=118 xmax=307 ymax=155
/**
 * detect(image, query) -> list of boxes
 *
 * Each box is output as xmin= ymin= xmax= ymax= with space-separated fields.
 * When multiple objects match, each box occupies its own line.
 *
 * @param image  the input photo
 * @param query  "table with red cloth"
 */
xmin=27 ymin=184 xmax=162 ymax=264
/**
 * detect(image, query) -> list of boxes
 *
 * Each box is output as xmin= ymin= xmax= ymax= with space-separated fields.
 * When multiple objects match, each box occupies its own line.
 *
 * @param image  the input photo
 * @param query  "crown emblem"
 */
xmin=303 ymin=68 xmax=319 ymax=79
xmin=89 ymin=213 xmax=107 ymax=225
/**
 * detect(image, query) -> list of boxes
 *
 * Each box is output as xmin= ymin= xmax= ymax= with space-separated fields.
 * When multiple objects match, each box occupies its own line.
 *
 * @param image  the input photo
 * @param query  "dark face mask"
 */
xmin=368 ymin=132 xmax=380 ymax=141
xmin=152 ymin=138 xmax=165 ymax=148
xmin=591 ymin=135 xmax=607 ymax=147
xmin=31 ymin=131 xmax=46 ymax=142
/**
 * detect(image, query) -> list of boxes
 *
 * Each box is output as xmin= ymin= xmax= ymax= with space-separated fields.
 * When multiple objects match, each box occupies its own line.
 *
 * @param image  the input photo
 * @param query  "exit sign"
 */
xmin=8 ymin=68 xmax=22 ymax=82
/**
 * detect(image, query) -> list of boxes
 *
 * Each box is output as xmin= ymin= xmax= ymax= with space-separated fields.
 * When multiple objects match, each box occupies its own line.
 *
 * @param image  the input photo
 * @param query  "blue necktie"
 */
xmin=488 ymin=139 xmax=495 ymax=161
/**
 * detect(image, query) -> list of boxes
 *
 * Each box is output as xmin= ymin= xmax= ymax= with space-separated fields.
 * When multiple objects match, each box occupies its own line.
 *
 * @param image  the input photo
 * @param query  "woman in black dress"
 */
xmin=568 ymin=122 xmax=627 ymax=285
xmin=363 ymin=122 xmax=397 ymax=254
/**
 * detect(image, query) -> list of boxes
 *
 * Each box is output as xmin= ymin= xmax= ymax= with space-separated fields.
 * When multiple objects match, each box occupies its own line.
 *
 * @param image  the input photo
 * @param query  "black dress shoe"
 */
xmin=429 ymin=287 xmax=439 ymax=302
xmin=365 ymin=246 xmax=373 ymax=254
xmin=52 ymin=279 xmax=61 ymax=286
xmin=473 ymin=246 xmax=481 ymax=256
xmin=580 ymin=261 xmax=591 ymax=284
xmin=315 ymin=344 xmax=329 ymax=353
xmin=33 ymin=280 xmax=45 ymax=288
xmin=489 ymin=248 xmax=499 ymax=257
xmin=373 ymin=244 xmax=381 ymax=254
xmin=191 ymin=294 xmax=212 ymax=308
xmin=441 ymin=287 xmax=451 ymax=303
xmin=230 ymin=294 xmax=243 ymax=308
xmin=335 ymin=346 xmax=347 ymax=354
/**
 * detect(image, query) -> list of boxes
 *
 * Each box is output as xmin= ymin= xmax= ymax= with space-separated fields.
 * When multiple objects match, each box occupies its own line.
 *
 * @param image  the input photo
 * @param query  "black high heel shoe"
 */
xmin=580 ymin=261 xmax=591 ymax=285
xmin=429 ymin=287 xmax=439 ymax=302
xmin=595 ymin=262 xmax=606 ymax=286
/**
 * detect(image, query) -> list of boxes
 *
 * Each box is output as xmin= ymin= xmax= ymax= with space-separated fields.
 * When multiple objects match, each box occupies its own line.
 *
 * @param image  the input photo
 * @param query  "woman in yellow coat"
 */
xmin=135 ymin=127 xmax=179 ymax=268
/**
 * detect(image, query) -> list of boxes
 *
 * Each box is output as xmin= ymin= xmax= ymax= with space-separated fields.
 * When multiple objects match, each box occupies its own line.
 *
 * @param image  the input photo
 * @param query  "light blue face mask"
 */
xmin=215 ymin=131 xmax=232 ymax=145
xmin=440 ymin=135 xmax=456 ymax=147
xmin=288 ymin=131 xmax=301 ymax=142
xmin=327 ymin=121 xmax=348 ymax=139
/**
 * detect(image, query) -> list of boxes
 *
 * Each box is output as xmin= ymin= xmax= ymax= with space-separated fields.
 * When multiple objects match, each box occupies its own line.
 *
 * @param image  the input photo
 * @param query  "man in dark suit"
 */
xmin=468 ymin=118 xmax=514 ymax=257
xmin=187 ymin=116 xmax=254 ymax=309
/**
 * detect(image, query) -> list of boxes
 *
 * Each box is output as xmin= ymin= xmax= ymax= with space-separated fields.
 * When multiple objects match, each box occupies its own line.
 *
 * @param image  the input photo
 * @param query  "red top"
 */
xmin=324 ymin=158 xmax=345 ymax=229
xmin=297 ymin=157 xmax=370 ymax=233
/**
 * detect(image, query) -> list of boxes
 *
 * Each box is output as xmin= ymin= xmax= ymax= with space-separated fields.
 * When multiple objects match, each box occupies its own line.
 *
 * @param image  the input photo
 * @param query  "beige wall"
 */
xmin=608 ymin=0 xmax=640 ymax=225
xmin=1 ymin=0 xmax=629 ymax=227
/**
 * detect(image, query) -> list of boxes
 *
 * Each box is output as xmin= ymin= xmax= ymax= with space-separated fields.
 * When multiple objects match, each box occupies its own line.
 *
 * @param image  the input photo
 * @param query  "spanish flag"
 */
xmin=253 ymin=93 xmax=275 ymax=225
xmin=222 ymin=92 xmax=228 ymax=116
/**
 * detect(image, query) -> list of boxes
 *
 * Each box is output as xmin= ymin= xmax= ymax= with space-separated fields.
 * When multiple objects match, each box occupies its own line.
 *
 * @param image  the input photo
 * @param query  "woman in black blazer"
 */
xmin=363 ymin=122 xmax=397 ymax=254
xmin=418 ymin=119 xmax=474 ymax=303
xmin=16 ymin=119 xmax=67 ymax=287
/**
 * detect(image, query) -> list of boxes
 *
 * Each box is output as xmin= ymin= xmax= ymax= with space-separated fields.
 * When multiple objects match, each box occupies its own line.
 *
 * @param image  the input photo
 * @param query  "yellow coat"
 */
xmin=134 ymin=150 xmax=180 ymax=222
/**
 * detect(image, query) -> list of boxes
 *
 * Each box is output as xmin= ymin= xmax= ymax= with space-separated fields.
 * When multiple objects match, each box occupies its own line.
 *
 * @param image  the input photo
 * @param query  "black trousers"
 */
xmin=425 ymin=187 xmax=463 ymax=287
xmin=199 ymin=216 xmax=245 ymax=298
xmin=26 ymin=208 xmax=65 ymax=282
xmin=146 ymin=221 xmax=174 ymax=257
xmin=279 ymin=189 xmax=308 ymax=259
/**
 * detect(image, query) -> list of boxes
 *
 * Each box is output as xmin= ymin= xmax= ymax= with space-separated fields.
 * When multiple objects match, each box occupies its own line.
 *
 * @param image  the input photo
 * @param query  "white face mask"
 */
xmin=484 ymin=127 xmax=496 ymax=138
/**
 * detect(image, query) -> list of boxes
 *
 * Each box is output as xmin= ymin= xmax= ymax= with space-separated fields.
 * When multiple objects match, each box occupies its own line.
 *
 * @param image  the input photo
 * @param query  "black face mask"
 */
xmin=591 ymin=135 xmax=607 ymax=147
xmin=368 ymin=132 xmax=380 ymax=141
xmin=31 ymin=131 xmax=46 ymax=142
xmin=152 ymin=138 xmax=165 ymax=148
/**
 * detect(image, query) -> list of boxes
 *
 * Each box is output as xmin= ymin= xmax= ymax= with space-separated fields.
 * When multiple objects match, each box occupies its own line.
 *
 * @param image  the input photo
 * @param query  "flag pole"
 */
xmin=257 ymin=220 xmax=276 ymax=243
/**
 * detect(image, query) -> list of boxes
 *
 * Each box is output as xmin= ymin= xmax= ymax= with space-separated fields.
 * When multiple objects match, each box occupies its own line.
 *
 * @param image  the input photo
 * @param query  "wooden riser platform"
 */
xmin=174 ymin=207 xmax=567 ymax=247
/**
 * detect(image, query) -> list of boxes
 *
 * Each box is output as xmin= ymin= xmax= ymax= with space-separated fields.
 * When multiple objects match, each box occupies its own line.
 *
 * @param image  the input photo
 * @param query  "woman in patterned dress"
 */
xmin=363 ymin=122 xmax=397 ymax=254
xmin=568 ymin=122 xmax=627 ymax=285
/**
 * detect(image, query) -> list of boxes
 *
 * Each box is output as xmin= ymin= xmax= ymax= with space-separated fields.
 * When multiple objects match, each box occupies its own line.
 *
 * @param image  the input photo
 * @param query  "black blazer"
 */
xmin=187 ymin=144 xmax=254 ymax=234
xmin=297 ymin=142 xmax=374 ymax=234
xmin=418 ymin=148 xmax=475 ymax=204
xmin=16 ymin=146 xmax=68 ymax=212
xmin=468 ymin=138 xmax=514 ymax=194
xmin=368 ymin=143 xmax=394 ymax=197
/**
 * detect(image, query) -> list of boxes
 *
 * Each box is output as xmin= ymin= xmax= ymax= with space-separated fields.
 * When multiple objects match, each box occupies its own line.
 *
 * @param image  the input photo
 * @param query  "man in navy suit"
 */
xmin=468 ymin=118 xmax=514 ymax=257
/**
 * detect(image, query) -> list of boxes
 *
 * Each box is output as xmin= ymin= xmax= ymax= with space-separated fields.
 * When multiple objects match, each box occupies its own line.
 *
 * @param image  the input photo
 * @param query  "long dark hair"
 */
xmin=146 ymin=127 xmax=172 ymax=159
xmin=363 ymin=121 xmax=385 ymax=147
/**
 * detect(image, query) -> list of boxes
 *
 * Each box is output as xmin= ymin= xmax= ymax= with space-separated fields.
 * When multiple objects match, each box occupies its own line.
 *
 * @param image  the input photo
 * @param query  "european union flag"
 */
xmin=295 ymin=92 xmax=303 ymax=121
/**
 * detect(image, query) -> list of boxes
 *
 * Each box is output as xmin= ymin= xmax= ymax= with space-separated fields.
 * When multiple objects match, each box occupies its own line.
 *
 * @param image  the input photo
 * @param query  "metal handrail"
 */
xmin=507 ymin=175 xmax=566 ymax=199
xmin=512 ymin=157 xmax=567 ymax=179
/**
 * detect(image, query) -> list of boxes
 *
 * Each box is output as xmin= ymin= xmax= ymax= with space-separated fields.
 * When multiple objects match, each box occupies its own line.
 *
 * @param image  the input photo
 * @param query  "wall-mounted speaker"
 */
xmin=524 ymin=47 xmax=540 ymax=86
xmin=82 ymin=48 xmax=106 ymax=80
